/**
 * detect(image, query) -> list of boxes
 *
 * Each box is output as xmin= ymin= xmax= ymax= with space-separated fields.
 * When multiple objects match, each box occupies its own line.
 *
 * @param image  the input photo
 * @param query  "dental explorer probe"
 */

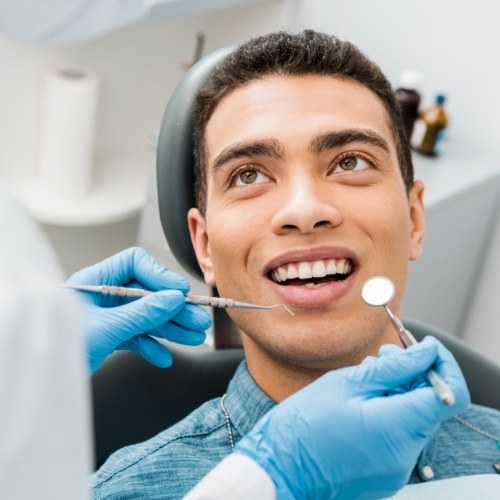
xmin=361 ymin=276 xmax=455 ymax=406
xmin=64 ymin=284 xmax=295 ymax=316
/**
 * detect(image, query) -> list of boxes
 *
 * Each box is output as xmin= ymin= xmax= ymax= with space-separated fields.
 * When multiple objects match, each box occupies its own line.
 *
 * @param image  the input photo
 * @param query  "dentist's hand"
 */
xmin=66 ymin=247 xmax=212 ymax=374
xmin=235 ymin=337 xmax=470 ymax=499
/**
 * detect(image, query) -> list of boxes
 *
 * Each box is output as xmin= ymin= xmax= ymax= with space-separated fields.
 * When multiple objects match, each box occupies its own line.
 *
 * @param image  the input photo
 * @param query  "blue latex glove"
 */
xmin=66 ymin=247 xmax=212 ymax=374
xmin=235 ymin=337 xmax=470 ymax=499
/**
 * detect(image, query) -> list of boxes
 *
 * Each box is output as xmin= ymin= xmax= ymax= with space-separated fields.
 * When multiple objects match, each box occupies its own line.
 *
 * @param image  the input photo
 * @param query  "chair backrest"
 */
xmin=156 ymin=45 xmax=241 ymax=349
xmin=157 ymin=45 xmax=233 ymax=283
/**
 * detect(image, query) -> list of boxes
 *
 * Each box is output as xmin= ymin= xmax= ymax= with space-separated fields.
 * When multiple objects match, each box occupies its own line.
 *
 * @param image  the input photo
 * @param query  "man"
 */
xmin=93 ymin=30 xmax=500 ymax=498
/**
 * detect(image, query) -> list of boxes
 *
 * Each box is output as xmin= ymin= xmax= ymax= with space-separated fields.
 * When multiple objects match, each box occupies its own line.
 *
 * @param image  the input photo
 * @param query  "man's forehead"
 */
xmin=203 ymin=74 xmax=397 ymax=169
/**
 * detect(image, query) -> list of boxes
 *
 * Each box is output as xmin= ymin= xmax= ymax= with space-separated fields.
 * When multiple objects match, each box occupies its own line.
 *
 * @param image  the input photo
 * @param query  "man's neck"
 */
xmin=242 ymin=336 xmax=366 ymax=402
xmin=239 ymin=319 xmax=400 ymax=402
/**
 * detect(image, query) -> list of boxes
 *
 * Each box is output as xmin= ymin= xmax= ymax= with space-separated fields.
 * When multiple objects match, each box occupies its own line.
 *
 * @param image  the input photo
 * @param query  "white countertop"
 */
xmin=413 ymin=144 xmax=500 ymax=210
xmin=7 ymin=151 xmax=148 ymax=226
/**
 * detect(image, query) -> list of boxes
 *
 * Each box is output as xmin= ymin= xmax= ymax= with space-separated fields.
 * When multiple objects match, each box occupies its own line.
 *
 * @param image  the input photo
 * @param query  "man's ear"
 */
xmin=187 ymin=208 xmax=216 ymax=286
xmin=408 ymin=180 xmax=426 ymax=261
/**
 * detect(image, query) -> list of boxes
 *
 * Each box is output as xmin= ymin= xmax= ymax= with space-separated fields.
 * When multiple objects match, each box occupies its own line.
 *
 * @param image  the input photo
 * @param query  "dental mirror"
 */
xmin=361 ymin=276 xmax=395 ymax=307
xmin=361 ymin=275 xmax=455 ymax=405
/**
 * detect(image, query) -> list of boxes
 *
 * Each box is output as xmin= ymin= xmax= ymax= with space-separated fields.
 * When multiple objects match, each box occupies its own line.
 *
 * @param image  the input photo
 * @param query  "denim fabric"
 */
xmin=93 ymin=361 xmax=500 ymax=499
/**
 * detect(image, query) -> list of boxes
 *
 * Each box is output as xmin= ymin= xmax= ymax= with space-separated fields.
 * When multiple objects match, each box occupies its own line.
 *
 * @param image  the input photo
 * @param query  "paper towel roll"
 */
xmin=37 ymin=65 xmax=100 ymax=199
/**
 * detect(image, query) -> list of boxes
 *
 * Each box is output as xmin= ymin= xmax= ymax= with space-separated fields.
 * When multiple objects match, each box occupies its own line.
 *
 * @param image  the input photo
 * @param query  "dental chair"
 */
xmin=91 ymin=47 xmax=500 ymax=470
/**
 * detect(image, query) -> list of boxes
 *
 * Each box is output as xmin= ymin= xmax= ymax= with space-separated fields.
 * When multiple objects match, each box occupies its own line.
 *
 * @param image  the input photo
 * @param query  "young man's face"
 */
xmin=189 ymin=74 xmax=425 ymax=387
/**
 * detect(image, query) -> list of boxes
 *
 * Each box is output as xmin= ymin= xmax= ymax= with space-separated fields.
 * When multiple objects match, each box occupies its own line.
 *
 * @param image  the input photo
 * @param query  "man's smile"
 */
xmin=269 ymin=257 xmax=353 ymax=286
xmin=263 ymin=248 xmax=358 ymax=307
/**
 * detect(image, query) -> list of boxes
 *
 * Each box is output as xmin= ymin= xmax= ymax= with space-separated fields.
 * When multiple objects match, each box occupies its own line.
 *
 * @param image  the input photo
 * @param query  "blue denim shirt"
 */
xmin=93 ymin=361 xmax=500 ymax=499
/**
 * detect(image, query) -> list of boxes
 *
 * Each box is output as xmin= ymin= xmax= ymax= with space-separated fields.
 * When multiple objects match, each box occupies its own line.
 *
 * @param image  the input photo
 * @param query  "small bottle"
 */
xmin=411 ymin=94 xmax=448 ymax=156
xmin=395 ymin=70 xmax=422 ymax=139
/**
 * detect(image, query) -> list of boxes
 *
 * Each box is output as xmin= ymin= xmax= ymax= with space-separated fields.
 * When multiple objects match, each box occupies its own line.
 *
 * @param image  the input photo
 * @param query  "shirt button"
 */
xmin=421 ymin=465 xmax=435 ymax=480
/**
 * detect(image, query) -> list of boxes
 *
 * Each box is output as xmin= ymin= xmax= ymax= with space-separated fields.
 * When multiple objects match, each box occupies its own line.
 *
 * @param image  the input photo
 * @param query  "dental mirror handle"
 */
xmin=384 ymin=306 xmax=455 ymax=406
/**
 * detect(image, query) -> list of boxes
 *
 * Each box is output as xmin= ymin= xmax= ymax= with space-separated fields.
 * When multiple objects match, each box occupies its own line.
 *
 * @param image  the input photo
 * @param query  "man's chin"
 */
xmin=243 ymin=331 xmax=369 ymax=371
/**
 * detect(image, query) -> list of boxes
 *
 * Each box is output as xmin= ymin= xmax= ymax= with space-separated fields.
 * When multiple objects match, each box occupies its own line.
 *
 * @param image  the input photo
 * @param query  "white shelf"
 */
xmin=413 ymin=144 xmax=500 ymax=210
xmin=8 ymin=152 xmax=148 ymax=226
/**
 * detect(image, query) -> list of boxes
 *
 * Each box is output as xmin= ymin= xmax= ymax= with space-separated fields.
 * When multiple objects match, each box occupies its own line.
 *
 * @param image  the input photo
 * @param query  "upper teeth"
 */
xmin=271 ymin=258 xmax=352 ymax=283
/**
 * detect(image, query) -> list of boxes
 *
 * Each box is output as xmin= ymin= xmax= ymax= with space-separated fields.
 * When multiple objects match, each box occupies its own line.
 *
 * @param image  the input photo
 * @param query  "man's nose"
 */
xmin=270 ymin=177 xmax=342 ymax=235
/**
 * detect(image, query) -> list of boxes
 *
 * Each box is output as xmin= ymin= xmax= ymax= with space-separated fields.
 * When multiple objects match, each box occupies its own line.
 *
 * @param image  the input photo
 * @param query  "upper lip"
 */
xmin=263 ymin=247 xmax=359 ymax=276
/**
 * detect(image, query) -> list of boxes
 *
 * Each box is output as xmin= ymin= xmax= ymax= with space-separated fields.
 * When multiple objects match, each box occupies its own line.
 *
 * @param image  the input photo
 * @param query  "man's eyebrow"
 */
xmin=211 ymin=140 xmax=283 ymax=172
xmin=310 ymin=129 xmax=391 ymax=155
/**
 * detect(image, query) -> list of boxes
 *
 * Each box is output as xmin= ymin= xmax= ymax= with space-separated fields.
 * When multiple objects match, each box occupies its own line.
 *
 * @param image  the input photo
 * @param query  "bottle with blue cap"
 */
xmin=411 ymin=94 xmax=448 ymax=156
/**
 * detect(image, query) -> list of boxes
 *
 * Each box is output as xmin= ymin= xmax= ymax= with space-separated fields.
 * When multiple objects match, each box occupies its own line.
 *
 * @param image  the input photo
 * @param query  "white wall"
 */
xmin=461 ymin=204 xmax=500 ymax=363
xmin=290 ymin=0 xmax=500 ymax=362
xmin=0 ymin=0 xmax=290 ymax=274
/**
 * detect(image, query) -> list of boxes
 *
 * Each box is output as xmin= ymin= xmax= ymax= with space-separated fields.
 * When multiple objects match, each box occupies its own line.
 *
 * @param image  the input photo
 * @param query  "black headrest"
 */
xmin=156 ymin=46 xmax=234 ymax=280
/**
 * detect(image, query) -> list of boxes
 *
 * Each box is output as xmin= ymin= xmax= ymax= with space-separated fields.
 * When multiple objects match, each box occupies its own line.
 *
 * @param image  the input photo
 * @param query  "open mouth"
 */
xmin=268 ymin=258 xmax=354 ymax=288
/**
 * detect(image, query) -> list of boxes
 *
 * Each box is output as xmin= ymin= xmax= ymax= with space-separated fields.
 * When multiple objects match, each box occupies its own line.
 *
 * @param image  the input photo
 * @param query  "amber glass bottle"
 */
xmin=411 ymin=94 xmax=448 ymax=156
xmin=395 ymin=70 xmax=422 ymax=139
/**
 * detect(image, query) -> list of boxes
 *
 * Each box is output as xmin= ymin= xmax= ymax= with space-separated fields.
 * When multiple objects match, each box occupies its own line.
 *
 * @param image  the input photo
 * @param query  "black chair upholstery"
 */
xmin=92 ymin=344 xmax=244 ymax=470
xmin=157 ymin=45 xmax=233 ymax=281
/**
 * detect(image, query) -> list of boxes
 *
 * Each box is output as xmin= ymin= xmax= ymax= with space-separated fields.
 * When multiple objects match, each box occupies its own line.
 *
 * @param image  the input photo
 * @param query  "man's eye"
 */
xmin=233 ymin=168 xmax=269 ymax=186
xmin=334 ymin=155 xmax=372 ymax=173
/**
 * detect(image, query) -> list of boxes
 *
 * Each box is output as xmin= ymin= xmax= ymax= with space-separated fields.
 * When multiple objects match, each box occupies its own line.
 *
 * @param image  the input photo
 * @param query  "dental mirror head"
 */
xmin=361 ymin=276 xmax=395 ymax=307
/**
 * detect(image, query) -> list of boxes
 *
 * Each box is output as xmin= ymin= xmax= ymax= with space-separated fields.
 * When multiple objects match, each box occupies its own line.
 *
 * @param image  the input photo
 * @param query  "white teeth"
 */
xmin=271 ymin=258 xmax=353 ymax=283
xmin=312 ymin=260 xmax=327 ymax=278
xmin=298 ymin=262 xmax=313 ymax=279
xmin=337 ymin=260 xmax=345 ymax=274
xmin=326 ymin=259 xmax=337 ymax=274
xmin=278 ymin=267 xmax=288 ymax=282
xmin=287 ymin=263 xmax=298 ymax=279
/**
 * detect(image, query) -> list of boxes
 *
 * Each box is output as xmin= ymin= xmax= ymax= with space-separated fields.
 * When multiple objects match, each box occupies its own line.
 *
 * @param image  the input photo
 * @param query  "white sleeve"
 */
xmin=184 ymin=453 xmax=277 ymax=500
xmin=0 ymin=186 xmax=92 ymax=499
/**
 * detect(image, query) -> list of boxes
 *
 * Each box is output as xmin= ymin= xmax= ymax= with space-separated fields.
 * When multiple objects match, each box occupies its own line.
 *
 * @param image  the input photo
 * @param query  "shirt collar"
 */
xmin=224 ymin=360 xmax=275 ymax=439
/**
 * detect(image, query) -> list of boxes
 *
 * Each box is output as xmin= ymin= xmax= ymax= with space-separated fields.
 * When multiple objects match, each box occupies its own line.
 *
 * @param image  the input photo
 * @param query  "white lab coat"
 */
xmin=185 ymin=454 xmax=276 ymax=499
xmin=0 ymin=186 xmax=92 ymax=499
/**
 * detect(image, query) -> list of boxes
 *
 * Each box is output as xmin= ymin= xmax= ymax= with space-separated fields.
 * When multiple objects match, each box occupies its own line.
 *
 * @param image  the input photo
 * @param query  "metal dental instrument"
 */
xmin=361 ymin=276 xmax=455 ymax=406
xmin=64 ymin=284 xmax=295 ymax=316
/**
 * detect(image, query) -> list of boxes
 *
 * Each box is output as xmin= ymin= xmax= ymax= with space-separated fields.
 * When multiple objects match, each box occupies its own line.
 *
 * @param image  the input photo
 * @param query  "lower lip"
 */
xmin=268 ymin=271 xmax=356 ymax=308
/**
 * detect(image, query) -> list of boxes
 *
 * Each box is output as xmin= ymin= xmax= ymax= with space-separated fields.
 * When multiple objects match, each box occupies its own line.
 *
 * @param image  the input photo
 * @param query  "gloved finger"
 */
xmin=380 ymin=373 xmax=467 ymax=433
xmin=67 ymin=247 xmax=190 ymax=293
xmin=400 ymin=336 xmax=469 ymax=411
xmin=120 ymin=335 xmax=173 ymax=368
xmin=374 ymin=339 xmax=470 ymax=427
xmin=426 ymin=338 xmax=470 ymax=412
xmin=100 ymin=290 xmax=186 ymax=343
xmin=343 ymin=337 xmax=439 ymax=394
xmin=378 ymin=343 xmax=403 ymax=357
xmin=171 ymin=303 xmax=212 ymax=331
xmin=377 ymin=343 xmax=419 ymax=395
xmin=149 ymin=322 xmax=207 ymax=346
xmin=121 ymin=247 xmax=191 ymax=293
